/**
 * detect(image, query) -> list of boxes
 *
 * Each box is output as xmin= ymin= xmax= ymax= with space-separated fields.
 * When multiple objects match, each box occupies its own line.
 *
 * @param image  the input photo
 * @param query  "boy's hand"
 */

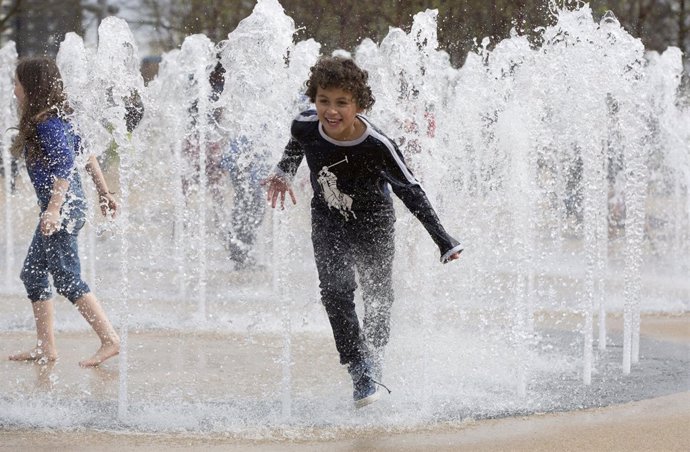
xmin=447 ymin=252 xmax=461 ymax=262
xmin=442 ymin=251 xmax=462 ymax=264
xmin=99 ymin=193 xmax=118 ymax=218
xmin=261 ymin=174 xmax=297 ymax=209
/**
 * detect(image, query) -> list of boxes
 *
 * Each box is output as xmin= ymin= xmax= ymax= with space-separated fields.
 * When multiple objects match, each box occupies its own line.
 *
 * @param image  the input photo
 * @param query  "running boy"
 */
xmin=263 ymin=56 xmax=462 ymax=408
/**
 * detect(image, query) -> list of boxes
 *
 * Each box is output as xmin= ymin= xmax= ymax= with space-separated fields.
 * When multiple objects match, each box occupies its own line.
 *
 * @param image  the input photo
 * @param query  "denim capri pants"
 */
xmin=20 ymin=219 xmax=90 ymax=303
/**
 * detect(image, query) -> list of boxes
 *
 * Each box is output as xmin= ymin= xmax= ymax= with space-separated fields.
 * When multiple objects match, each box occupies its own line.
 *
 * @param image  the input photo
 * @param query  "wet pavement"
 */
xmin=0 ymin=314 xmax=688 ymax=438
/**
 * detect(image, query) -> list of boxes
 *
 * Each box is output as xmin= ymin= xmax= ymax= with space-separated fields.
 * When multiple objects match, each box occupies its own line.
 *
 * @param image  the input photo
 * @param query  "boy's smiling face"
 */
xmin=315 ymin=86 xmax=364 ymax=141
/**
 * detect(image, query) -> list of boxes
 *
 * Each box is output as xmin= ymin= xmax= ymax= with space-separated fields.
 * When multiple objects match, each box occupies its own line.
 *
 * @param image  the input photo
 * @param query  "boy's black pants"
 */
xmin=311 ymin=206 xmax=396 ymax=366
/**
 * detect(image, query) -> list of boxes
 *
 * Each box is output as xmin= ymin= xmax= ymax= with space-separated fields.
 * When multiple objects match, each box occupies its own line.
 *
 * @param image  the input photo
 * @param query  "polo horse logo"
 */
xmin=317 ymin=156 xmax=357 ymax=220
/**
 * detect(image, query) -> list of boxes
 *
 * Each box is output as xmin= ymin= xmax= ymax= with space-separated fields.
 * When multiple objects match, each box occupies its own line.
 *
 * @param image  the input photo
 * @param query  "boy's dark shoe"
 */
xmin=348 ymin=359 xmax=380 ymax=408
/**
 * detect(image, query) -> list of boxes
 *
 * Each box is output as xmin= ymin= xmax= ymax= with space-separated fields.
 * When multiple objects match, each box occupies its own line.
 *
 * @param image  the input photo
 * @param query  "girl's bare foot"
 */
xmin=79 ymin=340 xmax=120 ymax=367
xmin=9 ymin=347 xmax=57 ymax=363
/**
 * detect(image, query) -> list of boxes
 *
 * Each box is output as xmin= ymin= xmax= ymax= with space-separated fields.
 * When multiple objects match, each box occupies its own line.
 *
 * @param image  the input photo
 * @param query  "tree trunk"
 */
xmin=680 ymin=0 xmax=687 ymax=56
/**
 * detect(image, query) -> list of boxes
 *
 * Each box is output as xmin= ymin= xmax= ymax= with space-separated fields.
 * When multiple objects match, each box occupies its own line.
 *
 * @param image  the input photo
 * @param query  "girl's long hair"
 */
xmin=11 ymin=57 xmax=71 ymax=162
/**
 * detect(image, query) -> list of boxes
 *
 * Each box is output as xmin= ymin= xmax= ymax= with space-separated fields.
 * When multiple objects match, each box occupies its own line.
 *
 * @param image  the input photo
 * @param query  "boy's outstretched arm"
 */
xmin=261 ymin=137 xmax=305 ymax=209
xmin=85 ymin=154 xmax=118 ymax=218
xmin=261 ymin=173 xmax=296 ymax=209
xmin=381 ymin=144 xmax=463 ymax=263
xmin=393 ymin=182 xmax=464 ymax=263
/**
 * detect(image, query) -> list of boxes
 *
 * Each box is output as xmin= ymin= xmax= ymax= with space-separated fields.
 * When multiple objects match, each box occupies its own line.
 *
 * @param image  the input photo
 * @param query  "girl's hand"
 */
xmin=260 ymin=174 xmax=296 ymax=209
xmin=40 ymin=209 xmax=61 ymax=236
xmin=43 ymin=178 xmax=69 ymax=236
xmin=99 ymin=192 xmax=118 ymax=218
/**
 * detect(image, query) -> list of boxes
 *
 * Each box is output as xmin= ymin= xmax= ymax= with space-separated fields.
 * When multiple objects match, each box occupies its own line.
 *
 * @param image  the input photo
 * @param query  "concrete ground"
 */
xmin=1 ymin=313 xmax=688 ymax=451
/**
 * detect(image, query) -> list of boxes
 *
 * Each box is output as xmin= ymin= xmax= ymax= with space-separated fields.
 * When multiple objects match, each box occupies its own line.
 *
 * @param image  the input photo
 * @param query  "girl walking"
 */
xmin=8 ymin=57 xmax=120 ymax=367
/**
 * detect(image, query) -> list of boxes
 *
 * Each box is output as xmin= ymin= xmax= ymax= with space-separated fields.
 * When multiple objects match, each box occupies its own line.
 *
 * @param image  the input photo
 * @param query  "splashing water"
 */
xmin=0 ymin=41 xmax=18 ymax=290
xmin=0 ymin=0 xmax=688 ymax=437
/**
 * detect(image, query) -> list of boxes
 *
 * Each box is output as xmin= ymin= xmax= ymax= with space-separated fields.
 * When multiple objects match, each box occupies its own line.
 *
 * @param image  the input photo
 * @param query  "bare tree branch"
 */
xmin=0 ymin=0 xmax=24 ymax=35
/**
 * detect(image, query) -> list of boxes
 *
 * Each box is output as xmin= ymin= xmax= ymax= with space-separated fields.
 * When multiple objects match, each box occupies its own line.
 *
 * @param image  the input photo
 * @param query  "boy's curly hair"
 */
xmin=305 ymin=56 xmax=375 ymax=110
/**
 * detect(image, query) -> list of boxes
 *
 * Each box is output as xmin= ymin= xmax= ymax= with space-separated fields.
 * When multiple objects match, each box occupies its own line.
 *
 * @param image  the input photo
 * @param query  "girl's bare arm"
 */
xmin=85 ymin=155 xmax=118 ymax=217
xmin=41 ymin=178 xmax=69 ymax=235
